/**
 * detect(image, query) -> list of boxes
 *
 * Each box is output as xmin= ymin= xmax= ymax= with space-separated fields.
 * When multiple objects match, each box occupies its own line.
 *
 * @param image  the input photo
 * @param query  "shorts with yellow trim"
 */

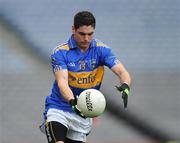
xmin=39 ymin=108 xmax=93 ymax=142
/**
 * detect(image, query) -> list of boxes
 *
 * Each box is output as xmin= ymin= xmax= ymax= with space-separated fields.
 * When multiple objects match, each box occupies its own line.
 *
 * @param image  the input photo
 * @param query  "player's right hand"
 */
xmin=69 ymin=98 xmax=86 ymax=118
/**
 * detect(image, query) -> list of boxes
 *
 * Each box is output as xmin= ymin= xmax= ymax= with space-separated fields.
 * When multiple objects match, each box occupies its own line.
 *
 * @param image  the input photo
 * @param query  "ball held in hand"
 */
xmin=77 ymin=89 xmax=106 ymax=118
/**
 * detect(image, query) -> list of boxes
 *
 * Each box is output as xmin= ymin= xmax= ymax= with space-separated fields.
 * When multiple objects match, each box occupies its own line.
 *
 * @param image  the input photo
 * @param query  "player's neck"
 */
xmin=78 ymin=46 xmax=89 ymax=53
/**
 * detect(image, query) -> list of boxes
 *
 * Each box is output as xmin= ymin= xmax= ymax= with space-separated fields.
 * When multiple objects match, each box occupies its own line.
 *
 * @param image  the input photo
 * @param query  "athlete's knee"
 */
xmin=56 ymin=141 xmax=64 ymax=143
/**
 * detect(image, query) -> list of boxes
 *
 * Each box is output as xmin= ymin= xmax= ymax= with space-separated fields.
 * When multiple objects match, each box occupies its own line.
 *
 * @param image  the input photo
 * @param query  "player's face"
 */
xmin=72 ymin=25 xmax=95 ymax=51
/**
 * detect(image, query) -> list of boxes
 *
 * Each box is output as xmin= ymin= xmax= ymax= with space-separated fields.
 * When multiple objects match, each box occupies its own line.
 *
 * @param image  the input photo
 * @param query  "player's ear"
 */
xmin=72 ymin=26 xmax=75 ymax=34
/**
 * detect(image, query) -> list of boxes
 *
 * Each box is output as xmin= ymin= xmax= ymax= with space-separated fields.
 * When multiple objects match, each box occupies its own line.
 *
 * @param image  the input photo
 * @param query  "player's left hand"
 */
xmin=115 ymin=83 xmax=130 ymax=108
xmin=69 ymin=98 xmax=86 ymax=118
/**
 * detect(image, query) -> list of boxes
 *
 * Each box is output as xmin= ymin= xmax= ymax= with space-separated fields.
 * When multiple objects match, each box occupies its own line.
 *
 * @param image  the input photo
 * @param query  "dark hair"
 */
xmin=74 ymin=11 xmax=96 ymax=29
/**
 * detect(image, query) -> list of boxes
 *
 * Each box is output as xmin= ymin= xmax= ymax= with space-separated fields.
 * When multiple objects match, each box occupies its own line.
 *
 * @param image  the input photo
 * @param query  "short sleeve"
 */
xmin=51 ymin=50 xmax=67 ymax=73
xmin=101 ymin=47 xmax=121 ymax=68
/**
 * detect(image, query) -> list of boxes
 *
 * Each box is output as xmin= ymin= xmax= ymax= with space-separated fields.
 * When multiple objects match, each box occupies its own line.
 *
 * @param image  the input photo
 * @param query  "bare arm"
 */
xmin=54 ymin=69 xmax=86 ymax=117
xmin=54 ymin=69 xmax=74 ymax=102
xmin=111 ymin=63 xmax=131 ymax=86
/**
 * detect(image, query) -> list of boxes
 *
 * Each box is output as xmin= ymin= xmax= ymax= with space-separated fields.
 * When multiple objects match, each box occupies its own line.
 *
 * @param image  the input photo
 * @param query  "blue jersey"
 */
xmin=45 ymin=35 xmax=120 ymax=114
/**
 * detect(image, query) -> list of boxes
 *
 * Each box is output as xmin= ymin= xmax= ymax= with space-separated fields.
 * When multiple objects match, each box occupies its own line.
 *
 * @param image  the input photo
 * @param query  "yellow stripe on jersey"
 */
xmin=57 ymin=44 xmax=70 ymax=50
xmin=96 ymin=42 xmax=108 ymax=47
xmin=53 ymin=44 xmax=70 ymax=54
xmin=68 ymin=66 xmax=104 ymax=88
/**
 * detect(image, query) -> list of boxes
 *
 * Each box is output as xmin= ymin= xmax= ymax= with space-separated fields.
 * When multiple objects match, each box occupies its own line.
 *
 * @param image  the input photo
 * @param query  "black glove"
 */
xmin=69 ymin=98 xmax=86 ymax=118
xmin=115 ymin=83 xmax=130 ymax=108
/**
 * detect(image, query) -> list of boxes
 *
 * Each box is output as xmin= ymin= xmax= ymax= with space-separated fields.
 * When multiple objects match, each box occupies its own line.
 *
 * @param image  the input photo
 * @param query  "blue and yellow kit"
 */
xmin=45 ymin=35 xmax=120 ymax=114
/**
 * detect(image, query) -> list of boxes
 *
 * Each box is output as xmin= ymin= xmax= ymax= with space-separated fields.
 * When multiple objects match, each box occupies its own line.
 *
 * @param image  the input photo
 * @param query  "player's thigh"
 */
xmin=45 ymin=121 xmax=68 ymax=143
